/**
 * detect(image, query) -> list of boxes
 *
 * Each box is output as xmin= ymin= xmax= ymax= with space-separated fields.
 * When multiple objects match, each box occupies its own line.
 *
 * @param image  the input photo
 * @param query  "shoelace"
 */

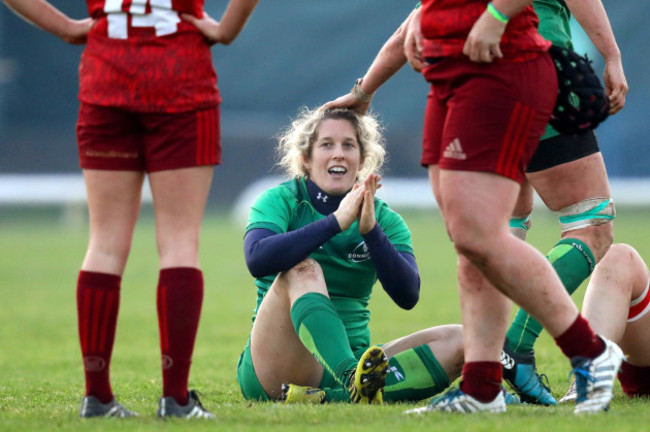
xmin=568 ymin=366 xmax=596 ymax=401
xmin=188 ymin=390 xmax=208 ymax=411
xmin=537 ymin=373 xmax=553 ymax=392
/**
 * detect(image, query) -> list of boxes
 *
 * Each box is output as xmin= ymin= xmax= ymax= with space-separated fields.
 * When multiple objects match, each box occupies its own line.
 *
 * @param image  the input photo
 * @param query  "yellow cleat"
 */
xmin=348 ymin=345 xmax=389 ymax=404
xmin=281 ymin=383 xmax=326 ymax=404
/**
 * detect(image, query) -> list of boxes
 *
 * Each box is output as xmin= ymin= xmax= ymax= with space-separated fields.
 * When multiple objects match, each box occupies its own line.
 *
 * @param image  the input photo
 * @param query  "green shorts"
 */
xmin=237 ymin=340 xmax=270 ymax=401
xmin=236 ymin=339 xmax=345 ymax=401
xmin=236 ymin=340 xmax=449 ymax=403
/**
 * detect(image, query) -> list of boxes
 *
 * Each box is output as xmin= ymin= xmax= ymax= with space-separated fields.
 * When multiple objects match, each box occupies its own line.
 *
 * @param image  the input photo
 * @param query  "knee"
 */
xmin=288 ymin=258 xmax=324 ymax=280
xmin=447 ymin=324 xmax=464 ymax=364
xmin=600 ymin=243 xmax=639 ymax=271
xmin=276 ymin=258 xmax=327 ymax=296
xmin=427 ymin=324 xmax=464 ymax=381
xmin=559 ymin=197 xmax=615 ymax=260
xmin=453 ymin=238 xmax=490 ymax=270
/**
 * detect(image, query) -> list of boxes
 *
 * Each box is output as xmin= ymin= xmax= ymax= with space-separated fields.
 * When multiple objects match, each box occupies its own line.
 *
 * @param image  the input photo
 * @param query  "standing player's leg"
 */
xmin=149 ymin=165 xmax=215 ymax=418
xmin=78 ymin=169 xmax=144 ymax=418
xmin=76 ymin=103 xmax=145 ymax=418
xmin=504 ymin=138 xmax=613 ymax=404
xmin=145 ymin=106 xmax=219 ymax=419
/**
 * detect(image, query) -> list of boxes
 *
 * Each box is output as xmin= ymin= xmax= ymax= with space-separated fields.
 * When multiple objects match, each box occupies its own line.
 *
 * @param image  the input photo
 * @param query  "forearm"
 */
xmin=363 ymin=224 xmax=420 ymax=310
xmin=244 ymin=215 xmax=341 ymax=277
xmin=4 ymin=0 xmax=74 ymax=39
xmin=565 ymin=0 xmax=620 ymax=61
xmin=217 ymin=0 xmax=259 ymax=44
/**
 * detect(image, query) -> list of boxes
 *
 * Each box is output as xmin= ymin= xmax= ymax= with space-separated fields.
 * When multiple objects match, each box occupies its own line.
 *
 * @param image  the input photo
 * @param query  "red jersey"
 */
xmin=79 ymin=0 xmax=220 ymax=113
xmin=420 ymin=0 xmax=550 ymax=61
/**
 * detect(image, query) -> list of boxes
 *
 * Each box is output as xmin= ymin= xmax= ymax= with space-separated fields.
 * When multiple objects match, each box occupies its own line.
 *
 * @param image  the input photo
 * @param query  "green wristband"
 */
xmin=487 ymin=2 xmax=509 ymax=23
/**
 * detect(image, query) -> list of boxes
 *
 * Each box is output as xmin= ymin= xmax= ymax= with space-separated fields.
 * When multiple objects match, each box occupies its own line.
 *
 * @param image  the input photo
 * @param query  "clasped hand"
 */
xmin=333 ymin=174 xmax=381 ymax=235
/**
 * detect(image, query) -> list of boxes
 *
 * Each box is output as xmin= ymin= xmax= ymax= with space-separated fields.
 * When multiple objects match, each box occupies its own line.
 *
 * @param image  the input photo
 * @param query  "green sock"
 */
xmin=322 ymin=344 xmax=451 ymax=403
xmin=506 ymin=238 xmax=595 ymax=354
xmin=290 ymin=292 xmax=358 ymax=389
xmin=383 ymin=345 xmax=450 ymax=402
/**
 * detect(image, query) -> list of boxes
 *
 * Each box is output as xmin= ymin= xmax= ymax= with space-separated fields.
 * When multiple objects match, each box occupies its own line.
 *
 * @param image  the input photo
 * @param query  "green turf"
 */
xmin=1 ymin=206 xmax=650 ymax=430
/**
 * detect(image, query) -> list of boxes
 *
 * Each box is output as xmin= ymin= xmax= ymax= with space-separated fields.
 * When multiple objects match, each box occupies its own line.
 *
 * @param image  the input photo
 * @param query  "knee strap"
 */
xmin=558 ymin=198 xmax=615 ymax=233
xmin=509 ymin=215 xmax=532 ymax=241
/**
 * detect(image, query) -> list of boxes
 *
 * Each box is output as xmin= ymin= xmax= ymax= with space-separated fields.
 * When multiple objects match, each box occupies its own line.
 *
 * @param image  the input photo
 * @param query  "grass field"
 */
xmin=1 ymin=205 xmax=650 ymax=431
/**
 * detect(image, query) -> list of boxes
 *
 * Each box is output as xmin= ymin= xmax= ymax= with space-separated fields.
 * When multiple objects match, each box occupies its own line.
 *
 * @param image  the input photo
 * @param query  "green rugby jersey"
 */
xmin=246 ymin=177 xmax=414 ymax=352
xmin=534 ymin=0 xmax=573 ymax=49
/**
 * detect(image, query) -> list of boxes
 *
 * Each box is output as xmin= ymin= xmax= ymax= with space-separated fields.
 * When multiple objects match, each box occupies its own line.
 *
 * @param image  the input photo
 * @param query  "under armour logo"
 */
xmin=316 ymin=192 xmax=328 ymax=202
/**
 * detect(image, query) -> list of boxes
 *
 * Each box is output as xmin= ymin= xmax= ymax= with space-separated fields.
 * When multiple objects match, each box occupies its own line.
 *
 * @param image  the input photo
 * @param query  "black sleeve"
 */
xmin=362 ymin=223 xmax=420 ymax=310
xmin=243 ymin=214 xmax=341 ymax=278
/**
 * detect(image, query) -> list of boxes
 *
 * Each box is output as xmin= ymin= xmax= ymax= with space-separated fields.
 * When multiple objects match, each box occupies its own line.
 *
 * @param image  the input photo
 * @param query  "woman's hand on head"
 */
xmin=333 ymin=184 xmax=365 ymax=231
xmin=358 ymin=174 xmax=381 ymax=234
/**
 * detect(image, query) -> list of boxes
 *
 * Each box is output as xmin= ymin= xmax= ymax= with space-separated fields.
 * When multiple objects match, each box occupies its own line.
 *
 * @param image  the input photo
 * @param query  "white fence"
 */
xmin=1 ymin=174 xmax=648 ymax=224
xmin=233 ymin=176 xmax=650 ymax=223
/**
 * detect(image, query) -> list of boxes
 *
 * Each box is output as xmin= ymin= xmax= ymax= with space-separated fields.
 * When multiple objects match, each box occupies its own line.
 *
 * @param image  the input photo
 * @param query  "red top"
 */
xmin=420 ymin=0 xmax=550 ymax=61
xmin=79 ymin=0 xmax=219 ymax=113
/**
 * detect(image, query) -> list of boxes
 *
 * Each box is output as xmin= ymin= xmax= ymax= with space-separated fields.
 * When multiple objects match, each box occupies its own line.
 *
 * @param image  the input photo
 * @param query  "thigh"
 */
xmin=76 ymin=103 xmax=145 ymax=171
xmin=82 ymin=169 xmax=145 ymax=274
xmin=250 ymin=278 xmax=324 ymax=400
xmin=143 ymin=106 xmax=221 ymax=173
xmin=526 ymin=151 xmax=610 ymax=211
xmin=440 ymin=170 xmax=520 ymax=239
xmin=148 ymin=166 xmax=213 ymax=268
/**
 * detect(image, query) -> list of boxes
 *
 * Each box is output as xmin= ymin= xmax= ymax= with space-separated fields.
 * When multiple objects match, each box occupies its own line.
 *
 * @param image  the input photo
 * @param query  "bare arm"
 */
xmin=3 ymin=0 xmax=93 ymax=44
xmin=564 ymin=0 xmax=627 ymax=114
xmin=182 ymin=0 xmax=259 ymax=45
xmin=323 ymin=9 xmax=416 ymax=113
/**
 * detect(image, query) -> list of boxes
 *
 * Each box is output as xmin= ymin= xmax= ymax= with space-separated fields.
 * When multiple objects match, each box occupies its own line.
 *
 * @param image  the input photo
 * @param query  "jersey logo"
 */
xmin=316 ymin=192 xmax=329 ymax=202
xmin=348 ymin=241 xmax=370 ymax=263
xmin=443 ymin=138 xmax=467 ymax=160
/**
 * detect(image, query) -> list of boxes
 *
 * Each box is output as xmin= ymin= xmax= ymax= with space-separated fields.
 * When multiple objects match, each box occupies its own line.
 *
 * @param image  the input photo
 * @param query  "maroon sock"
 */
xmin=157 ymin=267 xmax=204 ymax=406
xmin=555 ymin=314 xmax=605 ymax=359
xmin=77 ymin=271 xmax=120 ymax=404
xmin=618 ymin=362 xmax=650 ymax=397
xmin=459 ymin=361 xmax=503 ymax=403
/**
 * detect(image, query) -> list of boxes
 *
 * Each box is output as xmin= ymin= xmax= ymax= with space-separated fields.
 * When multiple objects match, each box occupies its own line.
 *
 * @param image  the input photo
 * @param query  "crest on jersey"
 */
xmin=348 ymin=241 xmax=370 ymax=263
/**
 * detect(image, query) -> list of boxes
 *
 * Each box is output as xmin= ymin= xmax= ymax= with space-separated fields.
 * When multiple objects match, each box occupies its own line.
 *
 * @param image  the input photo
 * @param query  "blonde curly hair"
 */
xmin=275 ymin=107 xmax=386 ymax=181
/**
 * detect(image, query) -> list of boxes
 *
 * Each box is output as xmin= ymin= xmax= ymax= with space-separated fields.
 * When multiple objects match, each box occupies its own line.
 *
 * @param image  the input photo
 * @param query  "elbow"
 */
xmin=245 ymin=256 xmax=266 ymax=278
xmin=397 ymin=279 xmax=420 ymax=310
xmin=400 ymin=291 xmax=419 ymax=310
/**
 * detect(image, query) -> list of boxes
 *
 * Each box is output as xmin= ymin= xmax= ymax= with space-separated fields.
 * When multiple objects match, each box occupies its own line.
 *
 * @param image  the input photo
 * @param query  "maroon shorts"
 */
xmin=618 ymin=361 xmax=650 ymax=398
xmin=76 ymin=103 xmax=221 ymax=172
xmin=421 ymin=54 xmax=557 ymax=183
